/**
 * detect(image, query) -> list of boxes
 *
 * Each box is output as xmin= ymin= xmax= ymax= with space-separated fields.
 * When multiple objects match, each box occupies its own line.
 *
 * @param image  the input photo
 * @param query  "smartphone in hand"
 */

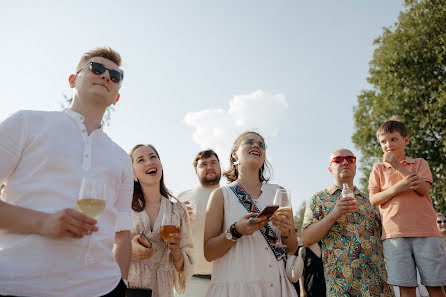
xmin=138 ymin=232 xmax=152 ymax=248
xmin=256 ymin=205 xmax=279 ymax=219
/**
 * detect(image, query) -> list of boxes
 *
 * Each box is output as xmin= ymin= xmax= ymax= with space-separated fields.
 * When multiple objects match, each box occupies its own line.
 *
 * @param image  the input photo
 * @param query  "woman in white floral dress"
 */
xmin=127 ymin=144 xmax=194 ymax=297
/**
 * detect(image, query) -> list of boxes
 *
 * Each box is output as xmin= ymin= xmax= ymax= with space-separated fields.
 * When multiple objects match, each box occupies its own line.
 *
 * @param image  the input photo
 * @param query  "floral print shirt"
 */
xmin=302 ymin=185 xmax=394 ymax=297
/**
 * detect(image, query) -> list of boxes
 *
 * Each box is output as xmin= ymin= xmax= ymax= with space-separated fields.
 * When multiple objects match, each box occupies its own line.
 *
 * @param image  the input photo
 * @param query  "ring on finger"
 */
xmin=249 ymin=217 xmax=255 ymax=225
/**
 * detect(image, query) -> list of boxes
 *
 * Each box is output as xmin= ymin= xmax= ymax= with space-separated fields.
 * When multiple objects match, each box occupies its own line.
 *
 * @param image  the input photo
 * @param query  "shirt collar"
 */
xmin=63 ymin=108 xmax=103 ymax=131
xmin=382 ymin=157 xmax=415 ymax=168
xmin=63 ymin=108 xmax=85 ymax=123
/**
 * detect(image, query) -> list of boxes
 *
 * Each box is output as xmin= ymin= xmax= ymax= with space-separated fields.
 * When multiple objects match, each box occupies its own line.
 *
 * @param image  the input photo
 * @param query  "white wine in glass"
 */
xmin=76 ymin=198 xmax=106 ymax=219
xmin=77 ymin=178 xmax=106 ymax=264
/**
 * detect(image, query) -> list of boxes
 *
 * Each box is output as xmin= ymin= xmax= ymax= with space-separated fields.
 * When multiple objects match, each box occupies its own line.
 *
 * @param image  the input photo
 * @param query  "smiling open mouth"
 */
xmin=146 ymin=169 xmax=157 ymax=175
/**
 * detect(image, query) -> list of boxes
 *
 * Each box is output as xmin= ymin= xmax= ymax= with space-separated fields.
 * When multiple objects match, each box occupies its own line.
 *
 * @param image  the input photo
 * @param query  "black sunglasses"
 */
xmin=437 ymin=220 xmax=446 ymax=224
xmin=76 ymin=62 xmax=124 ymax=83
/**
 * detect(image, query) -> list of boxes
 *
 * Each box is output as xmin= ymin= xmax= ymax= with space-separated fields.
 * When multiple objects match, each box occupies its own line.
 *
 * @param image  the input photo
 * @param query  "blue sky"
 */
xmin=0 ymin=1 xmax=404 ymax=211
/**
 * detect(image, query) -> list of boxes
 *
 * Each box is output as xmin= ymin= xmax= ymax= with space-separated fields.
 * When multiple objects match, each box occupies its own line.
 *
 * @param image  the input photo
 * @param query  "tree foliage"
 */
xmin=294 ymin=201 xmax=307 ymax=238
xmin=353 ymin=0 xmax=446 ymax=212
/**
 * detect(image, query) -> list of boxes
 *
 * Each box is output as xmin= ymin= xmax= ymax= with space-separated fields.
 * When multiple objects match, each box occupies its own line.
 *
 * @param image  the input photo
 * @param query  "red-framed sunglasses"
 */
xmin=331 ymin=156 xmax=356 ymax=164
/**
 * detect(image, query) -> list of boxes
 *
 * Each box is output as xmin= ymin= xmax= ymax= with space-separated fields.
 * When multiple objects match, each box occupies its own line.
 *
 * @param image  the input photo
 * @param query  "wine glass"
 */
xmin=159 ymin=211 xmax=180 ymax=270
xmin=272 ymin=189 xmax=292 ymax=248
xmin=76 ymin=178 xmax=106 ymax=264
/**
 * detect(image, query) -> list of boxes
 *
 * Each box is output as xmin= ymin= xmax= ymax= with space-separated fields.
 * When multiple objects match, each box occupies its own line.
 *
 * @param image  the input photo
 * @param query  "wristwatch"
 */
xmin=230 ymin=222 xmax=243 ymax=239
xmin=225 ymin=228 xmax=237 ymax=242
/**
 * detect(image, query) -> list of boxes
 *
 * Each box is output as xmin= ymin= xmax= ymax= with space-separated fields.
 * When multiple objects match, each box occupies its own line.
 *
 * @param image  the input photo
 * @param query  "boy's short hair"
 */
xmin=376 ymin=115 xmax=408 ymax=138
xmin=193 ymin=149 xmax=219 ymax=169
xmin=76 ymin=47 xmax=122 ymax=72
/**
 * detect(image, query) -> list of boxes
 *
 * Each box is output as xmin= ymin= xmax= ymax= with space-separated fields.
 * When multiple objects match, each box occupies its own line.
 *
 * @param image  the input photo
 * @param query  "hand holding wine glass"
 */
xmin=160 ymin=211 xmax=181 ymax=270
xmin=76 ymin=178 xmax=106 ymax=264
xmin=160 ymin=211 xmax=180 ymax=244
xmin=270 ymin=188 xmax=293 ymax=248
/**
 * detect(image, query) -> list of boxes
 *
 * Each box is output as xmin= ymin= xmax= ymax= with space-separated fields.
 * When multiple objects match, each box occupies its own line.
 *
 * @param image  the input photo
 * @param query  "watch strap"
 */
xmin=230 ymin=222 xmax=243 ymax=239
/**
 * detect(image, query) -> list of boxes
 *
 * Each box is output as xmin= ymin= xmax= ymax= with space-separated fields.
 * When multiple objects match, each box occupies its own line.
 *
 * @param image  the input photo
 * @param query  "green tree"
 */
xmin=353 ymin=0 xmax=446 ymax=212
xmin=294 ymin=201 xmax=307 ymax=239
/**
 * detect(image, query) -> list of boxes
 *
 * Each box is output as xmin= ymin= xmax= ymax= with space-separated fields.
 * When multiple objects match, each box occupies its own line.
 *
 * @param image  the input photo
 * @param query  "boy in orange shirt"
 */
xmin=369 ymin=116 xmax=446 ymax=297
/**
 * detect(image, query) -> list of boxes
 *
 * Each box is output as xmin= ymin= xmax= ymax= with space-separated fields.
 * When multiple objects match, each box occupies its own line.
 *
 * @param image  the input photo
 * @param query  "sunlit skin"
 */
xmin=195 ymin=155 xmax=221 ymax=188
xmin=370 ymin=131 xmax=430 ymax=207
xmin=378 ymin=131 xmax=409 ymax=163
xmin=69 ymin=57 xmax=122 ymax=135
xmin=184 ymin=154 xmax=222 ymax=218
xmin=130 ymin=145 xmax=184 ymax=272
xmin=301 ymin=149 xmax=358 ymax=247
xmin=204 ymin=133 xmax=298 ymax=262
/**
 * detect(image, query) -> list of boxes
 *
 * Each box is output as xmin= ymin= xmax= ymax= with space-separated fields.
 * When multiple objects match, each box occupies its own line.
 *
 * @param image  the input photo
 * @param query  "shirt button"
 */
xmin=82 ymin=129 xmax=86 ymax=133
xmin=270 ymin=283 xmax=273 ymax=287
xmin=265 ymin=247 xmax=268 ymax=250
xmin=85 ymin=154 xmax=88 ymax=158
xmin=269 ymin=264 xmax=272 ymax=268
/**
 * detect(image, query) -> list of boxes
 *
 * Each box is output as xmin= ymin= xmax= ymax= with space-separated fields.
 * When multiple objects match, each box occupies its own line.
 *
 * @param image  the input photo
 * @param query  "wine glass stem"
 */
xmin=84 ymin=231 xmax=93 ymax=264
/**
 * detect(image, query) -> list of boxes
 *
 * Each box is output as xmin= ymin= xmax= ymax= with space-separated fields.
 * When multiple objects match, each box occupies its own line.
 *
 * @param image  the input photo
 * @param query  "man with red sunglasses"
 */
xmin=301 ymin=149 xmax=393 ymax=297
xmin=0 ymin=48 xmax=132 ymax=297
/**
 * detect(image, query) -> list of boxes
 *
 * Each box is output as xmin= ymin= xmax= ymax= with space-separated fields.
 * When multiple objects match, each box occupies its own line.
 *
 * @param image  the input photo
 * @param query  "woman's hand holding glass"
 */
xmin=270 ymin=209 xmax=293 ymax=238
xmin=271 ymin=189 xmax=293 ymax=247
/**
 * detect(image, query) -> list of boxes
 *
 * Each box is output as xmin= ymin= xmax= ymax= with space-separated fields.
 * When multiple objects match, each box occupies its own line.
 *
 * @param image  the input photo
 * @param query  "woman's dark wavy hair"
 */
xmin=223 ymin=131 xmax=271 ymax=183
xmin=129 ymin=144 xmax=175 ymax=212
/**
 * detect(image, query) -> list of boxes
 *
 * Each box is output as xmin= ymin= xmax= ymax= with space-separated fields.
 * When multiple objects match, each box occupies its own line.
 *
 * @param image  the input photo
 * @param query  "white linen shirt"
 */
xmin=0 ymin=109 xmax=133 ymax=297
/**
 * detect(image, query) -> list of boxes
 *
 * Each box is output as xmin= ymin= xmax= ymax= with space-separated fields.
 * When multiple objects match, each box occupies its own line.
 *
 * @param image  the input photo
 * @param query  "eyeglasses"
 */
xmin=244 ymin=138 xmax=266 ymax=150
xmin=331 ymin=156 xmax=356 ymax=164
xmin=437 ymin=220 xmax=446 ymax=224
xmin=76 ymin=62 xmax=124 ymax=84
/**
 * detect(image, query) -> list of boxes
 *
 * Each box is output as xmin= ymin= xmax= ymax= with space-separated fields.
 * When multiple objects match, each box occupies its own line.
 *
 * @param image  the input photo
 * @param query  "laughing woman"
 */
xmin=127 ymin=144 xmax=194 ymax=297
xmin=203 ymin=131 xmax=298 ymax=297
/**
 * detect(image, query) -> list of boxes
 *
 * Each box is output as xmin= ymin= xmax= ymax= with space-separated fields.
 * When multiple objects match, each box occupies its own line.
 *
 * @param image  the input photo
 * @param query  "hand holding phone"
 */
xmin=256 ymin=205 xmax=279 ymax=219
xmin=137 ymin=232 xmax=152 ymax=248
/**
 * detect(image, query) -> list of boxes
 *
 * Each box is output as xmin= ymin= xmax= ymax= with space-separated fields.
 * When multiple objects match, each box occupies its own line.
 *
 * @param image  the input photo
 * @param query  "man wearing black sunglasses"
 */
xmin=301 ymin=149 xmax=394 ymax=296
xmin=0 ymin=48 xmax=132 ymax=297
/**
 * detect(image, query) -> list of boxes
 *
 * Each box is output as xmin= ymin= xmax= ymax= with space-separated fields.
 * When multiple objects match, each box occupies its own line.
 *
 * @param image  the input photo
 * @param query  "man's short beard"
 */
xmin=200 ymin=174 xmax=221 ymax=186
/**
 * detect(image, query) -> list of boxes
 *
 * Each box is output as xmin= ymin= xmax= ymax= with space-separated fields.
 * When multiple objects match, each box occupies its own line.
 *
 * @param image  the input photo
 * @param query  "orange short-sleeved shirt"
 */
xmin=368 ymin=157 xmax=440 ymax=239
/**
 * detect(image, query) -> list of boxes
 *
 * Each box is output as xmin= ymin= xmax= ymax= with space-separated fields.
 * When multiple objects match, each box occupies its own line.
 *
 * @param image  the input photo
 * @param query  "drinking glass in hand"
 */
xmin=160 ymin=212 xmax=180 ymax=242
xmin=160 ymin=211 xmax=180 ymax=270
xmin=272 ymin=189 xmax=292 ymax=248
xmin=77 ymin=178 xmax=106 ymax=264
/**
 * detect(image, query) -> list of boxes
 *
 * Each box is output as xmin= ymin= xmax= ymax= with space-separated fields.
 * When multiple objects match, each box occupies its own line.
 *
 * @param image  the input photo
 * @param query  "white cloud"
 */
xmin=184 ymin=90 xmax=288 ymax=164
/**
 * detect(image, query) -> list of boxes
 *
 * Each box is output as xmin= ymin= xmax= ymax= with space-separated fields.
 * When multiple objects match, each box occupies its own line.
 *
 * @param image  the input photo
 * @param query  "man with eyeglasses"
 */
xmin=301 ymin=149 xmax=394 ymax=297
xmin=0 ymin=48 xmax=132 ymax=297
xmin=176 ymin=149 xmax=221 ymax=297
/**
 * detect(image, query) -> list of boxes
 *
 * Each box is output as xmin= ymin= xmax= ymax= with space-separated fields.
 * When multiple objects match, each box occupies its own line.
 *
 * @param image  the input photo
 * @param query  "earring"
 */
xmin=134 ymin=177 xmax=138 ymax=182
xmin=233 ymin=160 xmax=239 ymax=166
